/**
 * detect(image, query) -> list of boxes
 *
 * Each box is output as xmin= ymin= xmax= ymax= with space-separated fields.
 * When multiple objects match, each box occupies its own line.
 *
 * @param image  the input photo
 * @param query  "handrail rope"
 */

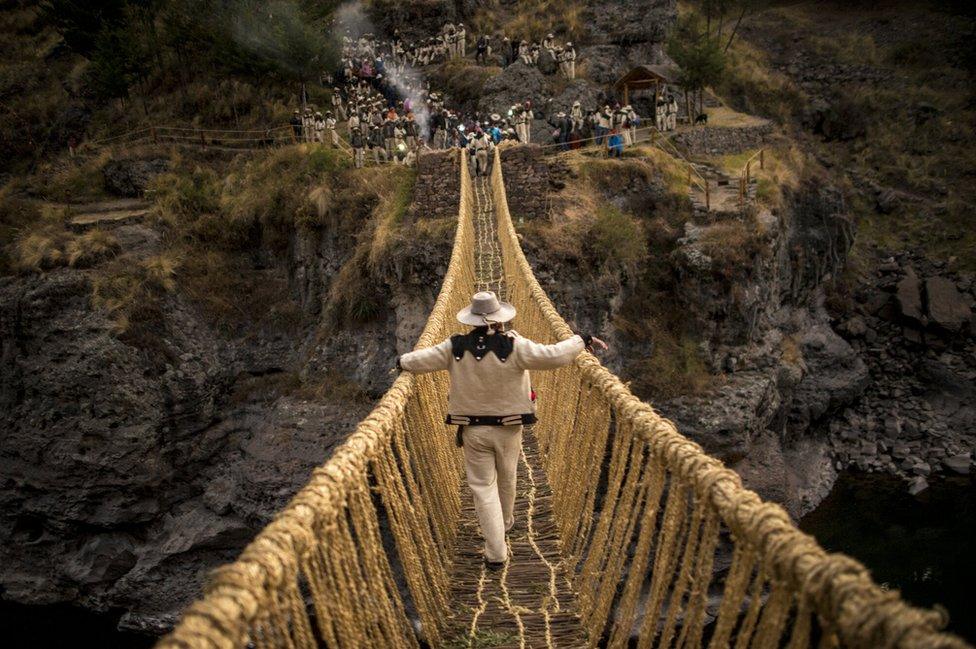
xmin=650 ymin=128 xmax=710 ymax=187
xmin=536 ymin=124 xmax=659 ymax=151
xmin=154 ymin=125 xmax=294 ymax=133
xmin=86 ymin=127 xmax=153 ymax=146
xmin=488 ymin=145 xmax=971 ymax=649
xmin=738 ymin=147 xmax=767 ymax=203
xmin=538 ymin=125 xmax=710 ymax=195
xmin=155 ymin=150 xmax=472 ymax=649
xmin=85 ymin=124 xmax=292 ymax=148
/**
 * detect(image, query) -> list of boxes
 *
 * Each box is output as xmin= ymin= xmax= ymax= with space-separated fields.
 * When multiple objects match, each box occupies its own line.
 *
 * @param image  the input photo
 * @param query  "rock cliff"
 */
xmin=0 ymin=151 xmax=457 ymax=632
xmin=505 ymin=146 xmax=865 ymax=518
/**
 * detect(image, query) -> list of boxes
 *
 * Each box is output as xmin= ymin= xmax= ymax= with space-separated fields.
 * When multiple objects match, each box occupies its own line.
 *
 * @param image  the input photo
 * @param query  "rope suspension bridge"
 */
xmin=157 ymin=147 xmax=969 ymax=649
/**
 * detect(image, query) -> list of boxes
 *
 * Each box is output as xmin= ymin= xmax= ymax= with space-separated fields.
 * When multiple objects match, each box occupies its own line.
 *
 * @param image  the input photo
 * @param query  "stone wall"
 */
xmin=499 ymin=145 xmax=550 ymax=222
xmin=671 ymin=123 xmax=774 ymax=155
xmin=408 ymin=149 xmax=460 ymax=222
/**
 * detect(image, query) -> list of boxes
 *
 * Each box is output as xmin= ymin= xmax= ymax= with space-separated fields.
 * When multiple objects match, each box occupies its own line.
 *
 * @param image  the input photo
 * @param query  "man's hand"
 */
xmin=586 ymin=336 xmax=608 ymax=353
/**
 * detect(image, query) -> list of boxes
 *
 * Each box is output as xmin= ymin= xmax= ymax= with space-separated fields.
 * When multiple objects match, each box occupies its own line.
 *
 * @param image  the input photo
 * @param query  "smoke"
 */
xmin=334 ymin=1 xmax=432 ymax=139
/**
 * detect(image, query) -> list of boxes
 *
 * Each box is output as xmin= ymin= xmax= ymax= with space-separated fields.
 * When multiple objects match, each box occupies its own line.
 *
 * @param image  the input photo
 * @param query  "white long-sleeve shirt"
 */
xmin=398 ymin=329 xmax=585 ymax=423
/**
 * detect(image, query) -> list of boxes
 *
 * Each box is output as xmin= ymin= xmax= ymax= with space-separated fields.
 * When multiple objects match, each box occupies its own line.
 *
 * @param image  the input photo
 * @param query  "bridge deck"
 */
xmin=442 ymin=173 xmax=588 ymax=649
xmin=444 ymin=430 xmax=589 ymax=649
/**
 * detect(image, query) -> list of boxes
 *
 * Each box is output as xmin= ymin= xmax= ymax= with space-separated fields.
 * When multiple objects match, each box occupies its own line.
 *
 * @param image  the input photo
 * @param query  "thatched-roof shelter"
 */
xmin=614 ymin=64 xmax=680 ymax=105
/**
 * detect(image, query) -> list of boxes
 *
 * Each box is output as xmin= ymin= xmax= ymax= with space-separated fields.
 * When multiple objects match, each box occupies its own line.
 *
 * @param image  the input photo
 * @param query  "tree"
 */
xmin=87 ymin=26 xmax=151 ymax=104
xmin=668 ymin=15 xmax=726 ymax=118
xmin=41 ymin=0 xmax=129 ymax=56
xmin=229 ymin=1 xmax=338 ymax=85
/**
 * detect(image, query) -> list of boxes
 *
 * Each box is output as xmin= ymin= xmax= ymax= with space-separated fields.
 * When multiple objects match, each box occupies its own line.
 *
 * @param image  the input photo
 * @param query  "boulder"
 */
xmin=895 ymin=267 xmax=924 ymax=324
xmin=103 ymin=158 xmax=170 ymax=198
xmin=875 ymin=188 xmax=899 ymax=214
xmin=944 ymin=454 xmax=971 ymax=475
xmin=660 ymin=371 xmax=780 ymax=464
xmin=537 ymin=49 xmax=558 ymax=75
xmin=584 ymin=0 xmax=672 ymax=47
xmin=924 ymin=276 xmax=972 ymax=333
xmin=843 ymin=316 xmax=867 ymax=337
xmin=476 ymin=62 xmax=548 ymax=116
xmin=549 ymin=79 xmax=604 ymax=117
xmin=908 ymin=475 xmax=929 ymax=496
xmin=911 ymin=461 xmax=932 ymax=477
xmin=64 ymin=534 xmax=137 ymax=584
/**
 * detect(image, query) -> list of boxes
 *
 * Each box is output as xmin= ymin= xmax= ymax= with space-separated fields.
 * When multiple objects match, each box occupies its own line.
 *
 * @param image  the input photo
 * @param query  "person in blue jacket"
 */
xmin=607 ymin=128 xmax=624 ymax=158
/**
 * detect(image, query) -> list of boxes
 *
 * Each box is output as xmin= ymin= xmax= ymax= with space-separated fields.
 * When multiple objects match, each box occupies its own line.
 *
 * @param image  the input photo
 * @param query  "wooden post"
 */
xmin=760 ymin=149 xmax=765 ymax=169
xmin=705 ymin=181 xmax=710 ymax=211
xmin=623 ymin=83 xmax=629 ymax=106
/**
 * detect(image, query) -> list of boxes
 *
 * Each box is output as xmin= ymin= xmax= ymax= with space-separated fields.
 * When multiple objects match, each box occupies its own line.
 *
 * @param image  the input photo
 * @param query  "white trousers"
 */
xmin=462 ymin=425 xmax=522 ymax=562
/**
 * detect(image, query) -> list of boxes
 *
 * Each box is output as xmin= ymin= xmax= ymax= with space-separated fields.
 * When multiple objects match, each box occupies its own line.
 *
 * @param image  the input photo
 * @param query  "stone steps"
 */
xmin=65 ymin=199 xmax=152 ymax=231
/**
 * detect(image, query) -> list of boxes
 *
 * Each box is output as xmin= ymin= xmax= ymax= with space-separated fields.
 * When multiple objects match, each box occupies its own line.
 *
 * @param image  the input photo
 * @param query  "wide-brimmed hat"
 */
xmin=457 ymin=291 xmax=516 ymax=326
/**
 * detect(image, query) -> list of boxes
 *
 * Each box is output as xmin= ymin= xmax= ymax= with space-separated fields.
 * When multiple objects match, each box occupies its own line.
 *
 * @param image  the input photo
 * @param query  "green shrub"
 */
xmin=153 ymin=166 xmax=221 ymax=228
xmin=588 ymin=205 xmax=647 ymax=272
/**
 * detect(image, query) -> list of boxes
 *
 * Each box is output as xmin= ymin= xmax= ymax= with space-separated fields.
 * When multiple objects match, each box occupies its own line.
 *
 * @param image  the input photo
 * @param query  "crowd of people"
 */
xmin=285 ymin=28 xmax=682 ymax=168
xmin=655 ymin=94 xmax=680 ymax=132
xmin=387 ymin=23 xmax=579 ymax=79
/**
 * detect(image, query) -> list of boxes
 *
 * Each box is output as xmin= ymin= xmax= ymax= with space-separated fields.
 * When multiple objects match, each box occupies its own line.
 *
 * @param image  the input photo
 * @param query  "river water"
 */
xmin=800 ymin=471 xmax=976 ymax=643
xmin=0 ymin=601 xmax=153 ymax=649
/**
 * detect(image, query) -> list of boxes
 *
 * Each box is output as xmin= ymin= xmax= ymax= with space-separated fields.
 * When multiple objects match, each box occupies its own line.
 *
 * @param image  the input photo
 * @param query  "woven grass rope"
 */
xmin=156 ymin=148 xmax=970 ymax=649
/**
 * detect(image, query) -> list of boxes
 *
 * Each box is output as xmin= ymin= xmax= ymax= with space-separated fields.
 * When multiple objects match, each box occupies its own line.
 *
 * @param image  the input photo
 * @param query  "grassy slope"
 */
xmin=1 ymin=1 xmax=446 ymax=345
xmin=0 ymin=2 xmax=333 ymax=176
xmin=524 ymin=146 xmax=729 ymax=399
xmin=715 ymin=0 xmax=976 ymax=270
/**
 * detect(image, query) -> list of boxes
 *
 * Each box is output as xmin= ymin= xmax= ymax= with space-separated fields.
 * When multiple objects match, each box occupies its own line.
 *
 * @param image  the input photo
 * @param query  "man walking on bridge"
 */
xmin=396 ymin=292 xmax=607 ymax=568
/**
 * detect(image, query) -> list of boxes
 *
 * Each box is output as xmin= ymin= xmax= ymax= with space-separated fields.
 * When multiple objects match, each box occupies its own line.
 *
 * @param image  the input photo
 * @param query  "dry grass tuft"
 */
xmin=293 ymin=370 xmax=373 ymax=405
xmin=7 ymin=199 xmax=121 ymax=272
xmin=66 ymin=229 xmax=121 ymax=268
xmin=428 ymin=60 xmax=501 ymax=109
xmin=28 ymin=150 xmax=113 ymax=203
xmin=472 ymin=0 xmax=587 ymax=42
xmin=90 ymin=252 xmax=181 ymax=333
xmin=715 ymin=40 xmax=805 ymax=125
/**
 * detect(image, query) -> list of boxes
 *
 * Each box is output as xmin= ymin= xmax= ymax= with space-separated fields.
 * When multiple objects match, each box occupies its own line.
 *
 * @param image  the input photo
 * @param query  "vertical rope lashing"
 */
xmin=488 ymin=145 xmax=971 ymax=649
xmin=583 ymin=425 xmax=649 ymax=641
xmin=635 ymin=478 xmax=692 ymax=649
xmin=606 ymin=445 xmax=667 ymax=649
xmin=160 ymin=147 xmax=971 ymax=649
xmin=658 ymin=497 xmax=711 ymax=648
xmin=157 ymin=151 xmax=473 ymax=649
xmin=576 ymin=412 xmax=634 ymax=617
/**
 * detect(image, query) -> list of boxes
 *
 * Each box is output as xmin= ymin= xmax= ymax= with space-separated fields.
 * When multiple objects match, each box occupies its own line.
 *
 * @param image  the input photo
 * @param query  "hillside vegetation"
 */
xmin=708 ymin=0 xmax=976 ymax=269
xmin=1 ymin=0 xmax=339 ymax=174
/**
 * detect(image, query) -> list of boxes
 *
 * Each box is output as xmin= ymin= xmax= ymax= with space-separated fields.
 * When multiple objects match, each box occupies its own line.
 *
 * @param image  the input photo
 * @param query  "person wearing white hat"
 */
xmin=542 ymin=33 xmax=556 ymax=56
xmin=396 ymin=292 xmax=607 ymax=568
xmin=561 ymin=42 xmax=576 ymax=79
xmin=625 ymin=104 xmax=640 ymax=144
xmin=570 ymin=100 xmax=584 ymax=131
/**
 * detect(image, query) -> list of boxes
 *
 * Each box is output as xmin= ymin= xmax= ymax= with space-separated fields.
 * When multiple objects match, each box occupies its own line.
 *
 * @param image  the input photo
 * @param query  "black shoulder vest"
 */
xmin=450 ymin=328 xmax=514 ymax=362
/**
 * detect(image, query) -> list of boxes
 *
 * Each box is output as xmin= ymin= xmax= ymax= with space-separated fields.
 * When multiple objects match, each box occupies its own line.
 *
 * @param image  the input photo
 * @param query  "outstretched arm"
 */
xmin=397 ymin=338 xmax=453 ymax=374
xmin=513 ymin=333 xmax=607 ymax=370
